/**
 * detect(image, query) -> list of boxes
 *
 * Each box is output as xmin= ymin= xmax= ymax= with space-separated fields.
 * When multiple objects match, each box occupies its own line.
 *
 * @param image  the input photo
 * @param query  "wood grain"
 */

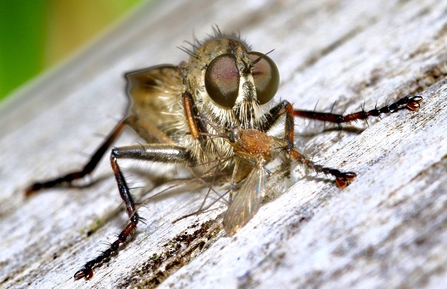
xmin=1 ymin=0 xmax=447 ymax=288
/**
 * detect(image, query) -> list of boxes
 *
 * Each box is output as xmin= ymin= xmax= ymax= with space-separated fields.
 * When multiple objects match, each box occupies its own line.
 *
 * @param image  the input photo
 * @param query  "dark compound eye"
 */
xmin=205 ymin=54 xmax=239 ymax=108
xmin=248 ymin=52 xmax=280 ymax=105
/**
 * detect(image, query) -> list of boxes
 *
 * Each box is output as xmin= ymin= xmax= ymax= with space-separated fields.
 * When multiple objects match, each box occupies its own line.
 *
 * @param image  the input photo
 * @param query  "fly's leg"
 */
xmin=74 ymin=91 xmax=207 ymax=279
xmin=260 ymin=95 xmax=423 ymax=187
xmin=288 ymin=149 xmax=357 ymax=188
xmin=25 ymin=120 xmax=127 ymax=196
xmin=287 ymin=95 xmax=423 ymax=186
xmin=283 ymin=100 xmax=357 ymax=188
xmin=263 ymin=100 xmax=357 ymax=187
xmin=284 ymin=103 xmax=357 ymax=189
xmin=261 ymin=96 xmax=423 ymax=133
xmin=183 ymin=90 xmax=208 ymax=140
xmin=293 ymin=95 xmax=423 ymax=124
xmin=74 ymin=143 xmax=193 ymax=280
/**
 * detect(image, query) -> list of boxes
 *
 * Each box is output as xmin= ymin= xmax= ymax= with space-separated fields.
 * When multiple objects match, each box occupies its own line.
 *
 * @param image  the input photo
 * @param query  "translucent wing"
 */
xmin=223 ymin=162 xmax=267 ymax=236
xmin=125 ymin=65 xmax=184 ymax=143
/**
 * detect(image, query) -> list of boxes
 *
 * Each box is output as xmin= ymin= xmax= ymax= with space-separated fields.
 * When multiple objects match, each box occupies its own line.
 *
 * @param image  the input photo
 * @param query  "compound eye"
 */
xmin=248 ymin=52 xmax=280 ymax=105
xmin=205 ymin=54 xmax=239 ymax=108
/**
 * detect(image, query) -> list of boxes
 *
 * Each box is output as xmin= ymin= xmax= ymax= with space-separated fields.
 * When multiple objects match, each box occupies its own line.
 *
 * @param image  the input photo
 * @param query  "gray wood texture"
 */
xmin=1 ymin=0 xmax=447 ymax=288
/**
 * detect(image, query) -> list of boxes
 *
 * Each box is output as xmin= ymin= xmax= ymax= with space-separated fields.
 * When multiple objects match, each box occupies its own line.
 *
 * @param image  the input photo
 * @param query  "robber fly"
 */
xmin=25 ymin=27 xmax=422 ymax=280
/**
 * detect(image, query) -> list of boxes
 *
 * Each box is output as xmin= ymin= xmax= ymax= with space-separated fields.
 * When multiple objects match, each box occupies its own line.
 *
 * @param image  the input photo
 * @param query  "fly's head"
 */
xmin=181 ymin=33 xmax=280 ymax=130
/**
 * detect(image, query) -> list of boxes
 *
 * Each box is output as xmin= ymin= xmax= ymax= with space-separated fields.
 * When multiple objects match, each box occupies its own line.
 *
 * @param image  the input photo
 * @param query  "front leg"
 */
xmin=258 ymin=96 xmax=422 ymax=187
xmin=260 ymin=100 xmax=296 ymax=149
xmin=74 ymin=144 xmax=193 ymax=280
xmin=293 ymin=95 xmax=423 ymax=124
xmin=261 ymin=100 xmax=356 ymax=188
xmin=261 ymin=96 xmax=423 ymax=135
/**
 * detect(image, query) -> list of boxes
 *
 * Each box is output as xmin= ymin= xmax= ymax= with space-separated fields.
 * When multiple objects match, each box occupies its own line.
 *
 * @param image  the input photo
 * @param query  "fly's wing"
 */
xmin=125 ymin=65 xmax=184 ymax=143
xmin=223 ymin=162 xmax=268 ymax=236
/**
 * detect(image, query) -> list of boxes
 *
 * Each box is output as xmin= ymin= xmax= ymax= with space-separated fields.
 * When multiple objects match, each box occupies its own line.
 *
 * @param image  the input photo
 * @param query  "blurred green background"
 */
xmin=0 ymin=0 xmax=147 ymax=102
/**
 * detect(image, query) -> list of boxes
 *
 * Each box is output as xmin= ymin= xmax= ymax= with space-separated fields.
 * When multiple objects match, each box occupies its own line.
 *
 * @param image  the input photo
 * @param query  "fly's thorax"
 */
xmin=179 ymin=124 xmax=235 ymax=173
xmin=175 ymin=122 xmax=238 ymax=181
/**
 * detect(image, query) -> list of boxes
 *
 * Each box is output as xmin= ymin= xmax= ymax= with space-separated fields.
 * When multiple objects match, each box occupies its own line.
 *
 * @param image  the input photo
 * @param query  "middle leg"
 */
xmin=74 ymin=143 xmax=193 ymax=280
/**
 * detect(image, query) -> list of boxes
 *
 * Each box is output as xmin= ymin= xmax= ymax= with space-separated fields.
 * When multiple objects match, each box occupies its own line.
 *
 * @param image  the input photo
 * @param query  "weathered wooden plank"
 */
xmin=1 ymin=0 xmax=447 ymax=288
